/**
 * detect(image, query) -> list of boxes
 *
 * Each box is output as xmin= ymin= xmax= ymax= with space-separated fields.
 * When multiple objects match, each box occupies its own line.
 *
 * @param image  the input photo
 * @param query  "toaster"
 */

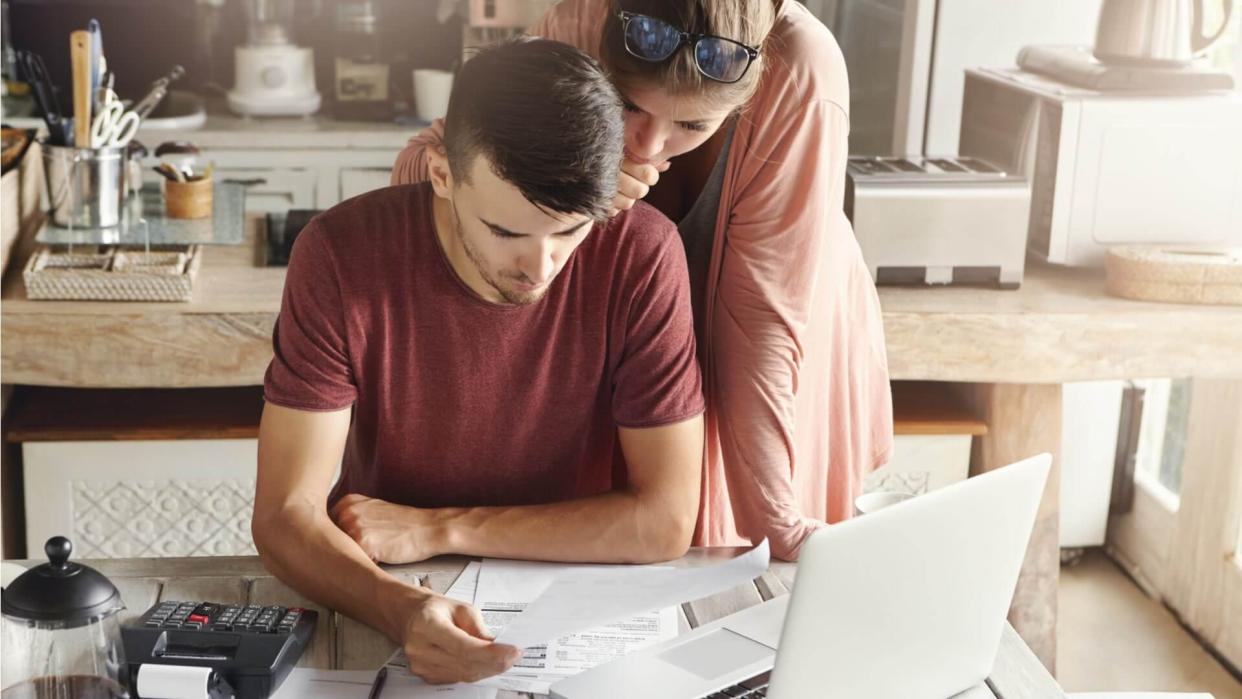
xmin=844 ymin=156 xmax=1031 ymax=288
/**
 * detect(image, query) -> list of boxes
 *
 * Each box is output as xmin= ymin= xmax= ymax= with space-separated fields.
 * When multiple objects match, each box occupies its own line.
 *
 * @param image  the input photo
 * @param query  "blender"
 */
xmin=227 ymin=0 xmax=321 ymax=117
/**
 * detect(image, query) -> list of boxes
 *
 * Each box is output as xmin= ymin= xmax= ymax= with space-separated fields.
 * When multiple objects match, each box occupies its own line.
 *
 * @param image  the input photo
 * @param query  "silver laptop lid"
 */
xmin=766 ymin=454 xmax=1051 ymax=699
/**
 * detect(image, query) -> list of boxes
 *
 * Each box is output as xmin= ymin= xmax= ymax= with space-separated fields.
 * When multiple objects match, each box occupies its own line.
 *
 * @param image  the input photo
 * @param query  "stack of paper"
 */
xmin=388 ymin=560 xmax=679 ymax=695
xmin=387 ymin=541 xmax=769 ymax=696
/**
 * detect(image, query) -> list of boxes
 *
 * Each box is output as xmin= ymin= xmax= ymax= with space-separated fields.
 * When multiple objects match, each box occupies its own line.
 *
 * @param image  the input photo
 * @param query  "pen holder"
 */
xmin=41 ymin=139 xmax=128 ymax=228
xmin=164 ymin=176 xmax=213 ymax=220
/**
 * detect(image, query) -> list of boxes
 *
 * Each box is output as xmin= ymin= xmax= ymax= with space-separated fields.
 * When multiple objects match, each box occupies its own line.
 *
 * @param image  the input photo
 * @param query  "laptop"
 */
xmin=551 ymin=453 xmax=1052 ymax=699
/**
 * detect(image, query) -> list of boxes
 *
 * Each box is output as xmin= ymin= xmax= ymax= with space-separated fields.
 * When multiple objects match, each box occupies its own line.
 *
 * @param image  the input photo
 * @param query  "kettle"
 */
xmin=1 ymin=537 xmax=130 ymax=699
xmin=1094 ymin=0 xmax=1236 ymax=66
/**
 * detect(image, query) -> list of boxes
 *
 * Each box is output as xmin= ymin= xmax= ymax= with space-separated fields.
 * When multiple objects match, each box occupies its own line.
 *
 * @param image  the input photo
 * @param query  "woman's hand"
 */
xmin=612 ymin=157 xmax=670 ymax=216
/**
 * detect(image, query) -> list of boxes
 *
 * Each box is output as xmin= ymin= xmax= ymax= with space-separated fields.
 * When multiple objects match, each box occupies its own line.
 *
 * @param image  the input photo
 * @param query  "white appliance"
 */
xmin=845 ymin=155 xmax=1031 ymax=287
xmin=227 ymin=0 xmax=321 ymax=117
xmin=552 ymin=455 xmax=1052 ymax=699
xmin=826 ymin=0 xmax=1103 ymax=156
xmin=958 ymin=67 xmax=1242 ymax=266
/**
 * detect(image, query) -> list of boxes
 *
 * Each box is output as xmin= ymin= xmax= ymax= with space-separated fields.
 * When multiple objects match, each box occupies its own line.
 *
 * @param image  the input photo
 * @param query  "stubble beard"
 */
xmin=452 ymin=211 xmax=546 ymax=306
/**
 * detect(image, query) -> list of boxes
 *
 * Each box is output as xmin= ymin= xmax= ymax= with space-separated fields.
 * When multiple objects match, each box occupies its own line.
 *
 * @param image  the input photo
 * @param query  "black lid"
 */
xmin=1 ymin=537 xmax=123 ymax=628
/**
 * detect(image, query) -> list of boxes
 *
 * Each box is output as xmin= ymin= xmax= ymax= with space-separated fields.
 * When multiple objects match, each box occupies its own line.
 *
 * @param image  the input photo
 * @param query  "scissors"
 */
xmin=89 ymin=88 xmax=140 ymax=149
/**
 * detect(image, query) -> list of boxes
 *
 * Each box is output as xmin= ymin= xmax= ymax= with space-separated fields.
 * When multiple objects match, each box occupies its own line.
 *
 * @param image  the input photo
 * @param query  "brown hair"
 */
xmin=444 ymin=38 xmax=624 ymax=221
xmin=598 ymin=0 xmax=775 ymax=111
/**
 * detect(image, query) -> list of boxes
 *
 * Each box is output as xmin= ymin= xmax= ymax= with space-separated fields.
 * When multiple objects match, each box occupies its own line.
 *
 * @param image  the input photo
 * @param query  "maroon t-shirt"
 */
xmin=264 ymin=183 xmax=704 ymax=508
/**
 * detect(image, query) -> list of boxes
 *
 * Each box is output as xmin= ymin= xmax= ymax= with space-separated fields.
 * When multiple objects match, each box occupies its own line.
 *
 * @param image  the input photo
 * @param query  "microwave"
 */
xmin=959 ymin=68 xmax=1242 ymax=266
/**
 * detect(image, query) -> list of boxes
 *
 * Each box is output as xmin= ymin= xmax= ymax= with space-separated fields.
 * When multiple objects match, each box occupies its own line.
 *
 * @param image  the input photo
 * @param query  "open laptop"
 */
xmin=551 ymin=453 xmax=1051 ymax=699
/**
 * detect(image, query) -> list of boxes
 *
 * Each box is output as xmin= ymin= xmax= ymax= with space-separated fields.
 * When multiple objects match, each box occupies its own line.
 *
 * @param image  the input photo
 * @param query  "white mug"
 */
xmin=412 ymin=69 xmax=454 ymax=122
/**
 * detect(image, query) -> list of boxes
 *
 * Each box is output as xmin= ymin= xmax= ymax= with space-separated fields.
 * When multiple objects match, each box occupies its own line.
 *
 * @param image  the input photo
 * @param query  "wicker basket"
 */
xmin=23 ymin=245 xmax=203 ymax=302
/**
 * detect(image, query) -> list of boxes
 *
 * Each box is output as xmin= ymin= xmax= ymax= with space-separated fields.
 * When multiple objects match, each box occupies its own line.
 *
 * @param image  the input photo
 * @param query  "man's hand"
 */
xmin=396 ymin=589 xmax=522 ymax=684
xmin=611 ymin=157 xmax=670 ymax=216
xmin=331 ymin=494 xmax=437 ymax=564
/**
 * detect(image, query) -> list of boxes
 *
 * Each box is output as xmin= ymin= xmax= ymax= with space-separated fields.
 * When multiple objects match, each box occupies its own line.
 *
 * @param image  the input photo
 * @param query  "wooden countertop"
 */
xmin=3 ymin=215 xmax=1240 ymax=388
xmin=4 ymin=550 xmax=1066 ymax=698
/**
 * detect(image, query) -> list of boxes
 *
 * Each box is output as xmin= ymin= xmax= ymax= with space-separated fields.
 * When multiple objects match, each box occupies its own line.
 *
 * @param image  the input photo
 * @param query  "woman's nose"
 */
xmin=628 ymin=120 xmax=664 ymax=162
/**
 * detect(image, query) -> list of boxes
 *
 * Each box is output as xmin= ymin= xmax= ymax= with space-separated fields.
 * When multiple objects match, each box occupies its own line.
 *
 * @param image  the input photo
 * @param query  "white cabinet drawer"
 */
xmin=865 ymin=434 xmax=973 ymax=495
xmin=215 ymin=168 xmax=317 ymax=213
xmin=340 ymin=168 xmax=394 ymax=202
xmin=23 ymin=440 xmax=259 ymax=558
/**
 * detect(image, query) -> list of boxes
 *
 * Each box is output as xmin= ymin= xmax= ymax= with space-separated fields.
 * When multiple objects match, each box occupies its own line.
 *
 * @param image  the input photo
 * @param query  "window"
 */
xmin=1133 ymin=379 xmax=1193 ymax=505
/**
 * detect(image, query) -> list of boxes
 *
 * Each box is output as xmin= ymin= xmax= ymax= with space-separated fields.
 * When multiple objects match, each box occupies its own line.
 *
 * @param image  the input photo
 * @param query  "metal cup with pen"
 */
xmin=18 ymin=41 xmax=183 ymax=233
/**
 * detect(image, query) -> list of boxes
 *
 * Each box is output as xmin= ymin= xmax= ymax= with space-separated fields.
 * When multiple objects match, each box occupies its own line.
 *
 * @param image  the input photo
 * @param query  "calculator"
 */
xmin=122 ymin=600 xmax=317 ymax=699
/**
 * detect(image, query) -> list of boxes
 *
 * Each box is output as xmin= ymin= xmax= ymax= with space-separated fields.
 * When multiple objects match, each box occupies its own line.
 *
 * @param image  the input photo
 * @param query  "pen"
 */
xmin=367 ymin=665 xmax=388 ymax=699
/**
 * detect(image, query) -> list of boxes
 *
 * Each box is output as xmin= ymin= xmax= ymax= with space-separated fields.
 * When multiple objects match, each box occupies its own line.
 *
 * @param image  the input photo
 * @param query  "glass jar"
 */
xmin=1 ymin=537 xmax=129 ymax=699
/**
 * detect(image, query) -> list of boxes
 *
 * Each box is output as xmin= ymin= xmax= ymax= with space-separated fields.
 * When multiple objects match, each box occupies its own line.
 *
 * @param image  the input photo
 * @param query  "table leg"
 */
xmin=964 ymin=383 xmax=1063 ymax=675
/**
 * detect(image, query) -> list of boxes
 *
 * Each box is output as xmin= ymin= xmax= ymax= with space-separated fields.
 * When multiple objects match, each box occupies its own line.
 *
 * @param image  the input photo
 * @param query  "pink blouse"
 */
xmin=391 ymin=0 xmax=893 ymax=560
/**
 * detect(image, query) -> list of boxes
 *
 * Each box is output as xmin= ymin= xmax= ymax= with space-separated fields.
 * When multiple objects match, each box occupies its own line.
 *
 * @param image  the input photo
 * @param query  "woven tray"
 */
xmin=23 ymin=244 xmax=203 ymax=302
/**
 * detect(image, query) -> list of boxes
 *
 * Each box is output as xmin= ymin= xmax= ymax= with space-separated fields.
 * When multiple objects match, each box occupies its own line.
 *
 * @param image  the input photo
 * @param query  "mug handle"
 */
xmin=1192 ymin=0 xmax=1236 ymax=55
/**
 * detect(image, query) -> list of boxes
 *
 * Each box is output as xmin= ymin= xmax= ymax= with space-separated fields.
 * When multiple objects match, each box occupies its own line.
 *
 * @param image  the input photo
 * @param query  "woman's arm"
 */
xmin=712 ymin=97 xmax=891 ymax=560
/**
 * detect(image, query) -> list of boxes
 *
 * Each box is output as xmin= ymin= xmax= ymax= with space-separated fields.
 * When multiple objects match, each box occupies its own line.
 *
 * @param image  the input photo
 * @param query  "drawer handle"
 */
xmin=221 ymin=178 xmax=268 ymax=187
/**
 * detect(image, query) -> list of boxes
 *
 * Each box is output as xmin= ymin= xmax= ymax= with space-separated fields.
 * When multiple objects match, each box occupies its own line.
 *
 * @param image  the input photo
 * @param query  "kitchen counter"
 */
xmin=3 ymin=215 xmax=1240 ymax=674
xmin=3 ymin=99 xmax=417 ymax=151
xmin=3 ymin=216 xmax=1238 ymax=387
xmin=131 ymin=111 xmax=416 ymax=151
xmin=5 ymin=550 xmax=1068 ymax=699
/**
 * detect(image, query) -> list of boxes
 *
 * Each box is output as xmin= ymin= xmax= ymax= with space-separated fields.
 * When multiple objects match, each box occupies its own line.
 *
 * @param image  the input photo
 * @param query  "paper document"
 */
xmin=496 ymin=539 xmax=769 ymax=649
xmin=273 ymin=669 xmax=497 ymax=699
xmin=472 ymin=559 xmax=678 ymax=694
xmin=388 ymin=558 xmax=680 ymax=695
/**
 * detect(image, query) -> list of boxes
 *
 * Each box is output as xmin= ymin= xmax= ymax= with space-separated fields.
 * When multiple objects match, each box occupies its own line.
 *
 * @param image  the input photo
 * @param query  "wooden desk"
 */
xmin=5 ymin=216 xmax=1241 ymax=672
xmin=8 ymin=552 xmax=1066 ymax=698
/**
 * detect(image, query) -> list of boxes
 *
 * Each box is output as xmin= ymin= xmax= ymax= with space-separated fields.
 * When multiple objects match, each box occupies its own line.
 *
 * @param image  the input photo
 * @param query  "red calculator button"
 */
xmin=188 ymin=614 xmax=210 ymax=624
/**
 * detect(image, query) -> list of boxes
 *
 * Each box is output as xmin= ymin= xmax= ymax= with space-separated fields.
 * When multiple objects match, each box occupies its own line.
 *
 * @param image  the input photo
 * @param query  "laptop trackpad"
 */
xmin=657 ymin=629 xmax=775 ymax=680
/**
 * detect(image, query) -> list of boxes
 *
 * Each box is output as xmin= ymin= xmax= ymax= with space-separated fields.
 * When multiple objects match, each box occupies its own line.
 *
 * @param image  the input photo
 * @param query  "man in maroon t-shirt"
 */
xmin=252 ymin=40 xmax=704 ymax=684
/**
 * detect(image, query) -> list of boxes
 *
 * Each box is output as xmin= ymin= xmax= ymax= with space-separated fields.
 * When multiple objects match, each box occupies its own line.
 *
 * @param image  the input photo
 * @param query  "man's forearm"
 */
xmin=426 ymin=489 xmax=694 ymax=564
xmin=253 ymin=499 xmax=427 ymax=641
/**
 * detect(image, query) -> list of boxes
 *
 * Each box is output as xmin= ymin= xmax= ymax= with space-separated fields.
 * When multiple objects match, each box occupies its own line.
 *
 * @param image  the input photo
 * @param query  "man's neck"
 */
xmin=430 ymin=193 xmax=504 ymax=304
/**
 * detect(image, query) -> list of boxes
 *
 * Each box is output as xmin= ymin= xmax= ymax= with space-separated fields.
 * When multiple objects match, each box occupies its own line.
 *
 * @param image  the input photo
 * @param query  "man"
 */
xmin=251 ymin=39 xmax=705 ymax=685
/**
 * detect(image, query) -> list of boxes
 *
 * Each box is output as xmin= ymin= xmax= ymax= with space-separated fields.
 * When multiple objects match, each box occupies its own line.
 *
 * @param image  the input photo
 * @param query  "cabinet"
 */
xmin=216 ymin=168 xmax=318 ymax=212
xmin=4 ymin=387 xmax=266 ymax=559
xmin=340 ymin=168 xmax=394 ymax=202
xmin=134 ymin=117 xmax=409 ymax=214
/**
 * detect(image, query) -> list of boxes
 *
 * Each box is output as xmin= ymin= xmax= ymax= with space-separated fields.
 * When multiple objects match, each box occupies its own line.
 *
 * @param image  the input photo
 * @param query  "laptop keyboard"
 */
xmin=703 ymin=671 xmax=771 ymax=698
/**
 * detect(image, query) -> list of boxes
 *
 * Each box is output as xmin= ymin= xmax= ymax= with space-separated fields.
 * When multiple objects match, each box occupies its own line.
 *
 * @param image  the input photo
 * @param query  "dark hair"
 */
xmin=443 ymin=38 xmax=624 ymax=221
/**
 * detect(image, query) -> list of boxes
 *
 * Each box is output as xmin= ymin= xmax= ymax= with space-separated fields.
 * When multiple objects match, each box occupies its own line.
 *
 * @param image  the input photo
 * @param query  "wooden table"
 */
xmin=5 ymin=216 xmax=1241 ymax=673
xmin=9 ymin=552 xmax=1066 ymax=698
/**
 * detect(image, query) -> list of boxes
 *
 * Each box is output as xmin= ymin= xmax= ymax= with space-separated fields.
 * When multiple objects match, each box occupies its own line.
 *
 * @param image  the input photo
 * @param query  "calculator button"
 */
xmin=211 ymin=623 xmax=233 ymax=631
xmin=144 ymin=619 xmax=163 ymax=627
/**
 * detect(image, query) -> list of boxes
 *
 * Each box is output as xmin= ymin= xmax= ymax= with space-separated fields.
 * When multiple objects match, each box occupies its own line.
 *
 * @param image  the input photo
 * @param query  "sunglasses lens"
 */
xmin=694 ymin=38 xmax=752 ymax=82
xmin=624 ymin=15 xmax=683 ymax=60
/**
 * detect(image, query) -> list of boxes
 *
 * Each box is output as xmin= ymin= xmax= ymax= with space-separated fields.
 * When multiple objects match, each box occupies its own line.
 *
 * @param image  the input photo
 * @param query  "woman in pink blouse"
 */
xmin=392 ymin=0 xmax=893 ymax=560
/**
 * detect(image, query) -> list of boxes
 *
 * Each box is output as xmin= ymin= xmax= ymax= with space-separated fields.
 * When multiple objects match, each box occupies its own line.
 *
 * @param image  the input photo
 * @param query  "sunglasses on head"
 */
xmin=616 ymin=10 xmax=760 ymax=84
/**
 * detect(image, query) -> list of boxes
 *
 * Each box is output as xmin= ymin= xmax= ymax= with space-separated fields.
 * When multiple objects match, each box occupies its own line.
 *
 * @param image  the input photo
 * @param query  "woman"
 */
xmin=392 ymin=0 xmax=893 ymax=561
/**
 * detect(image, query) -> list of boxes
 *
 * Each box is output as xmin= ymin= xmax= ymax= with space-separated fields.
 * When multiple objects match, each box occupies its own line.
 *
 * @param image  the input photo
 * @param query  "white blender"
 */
xmin=227 ymin=0 xmax=321 ymax=117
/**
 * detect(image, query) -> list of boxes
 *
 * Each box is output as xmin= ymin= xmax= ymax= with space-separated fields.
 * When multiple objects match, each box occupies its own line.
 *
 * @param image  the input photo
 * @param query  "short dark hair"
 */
xmin=443 ymin=38 xmax=624 ymax=221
